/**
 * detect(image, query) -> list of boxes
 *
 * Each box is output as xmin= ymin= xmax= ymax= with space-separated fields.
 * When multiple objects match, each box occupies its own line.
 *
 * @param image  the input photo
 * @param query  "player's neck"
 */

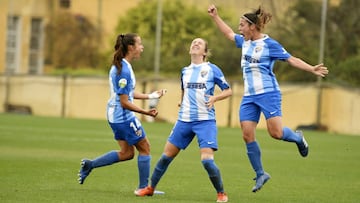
xmin=124 ymin=55 xmax=132 ymax=63
xmin=191 ymin=55 xmax=205 ymax=65
xmin=251 ymin=33 xmax=264 ymax=41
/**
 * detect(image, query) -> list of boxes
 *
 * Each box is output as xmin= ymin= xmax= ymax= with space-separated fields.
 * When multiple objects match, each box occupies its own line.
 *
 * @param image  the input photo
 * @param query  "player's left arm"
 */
xmin=205 ymin=87 xmax=232 ymax=110
xmin=269 ymin=39 xmax=329 ymax=77
xmin=287 ymin=56 xmax=329 ymax=77
xmin=213 ymin=88 xmax=233 ymax=102
xmin=178 ymin=90 xmax=184 ymax=107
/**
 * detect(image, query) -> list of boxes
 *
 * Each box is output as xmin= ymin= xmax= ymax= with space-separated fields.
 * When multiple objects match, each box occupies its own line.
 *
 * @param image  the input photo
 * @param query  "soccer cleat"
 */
xmin=252 ymin=172 xmax=271 ymax=192
xmin=295 ymin=130 xmax=309 ymax=157
xmin=134 ymin=186 xmax=154 ymax=196
xmin=216 ymin=192 xmax=228 ymax=203
xmin=78 ymin=159 xmax=92 ymax=184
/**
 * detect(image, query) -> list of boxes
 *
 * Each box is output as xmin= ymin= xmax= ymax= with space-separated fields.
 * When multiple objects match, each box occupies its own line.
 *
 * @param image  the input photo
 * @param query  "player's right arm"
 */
xmin=208 ymin=4 xmax=236 ymax=41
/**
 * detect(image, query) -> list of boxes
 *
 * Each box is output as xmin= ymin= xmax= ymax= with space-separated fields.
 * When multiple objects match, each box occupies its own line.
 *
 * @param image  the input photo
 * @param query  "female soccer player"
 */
xmin=78 ymin=33 xmax=166 ymax=192
xmin=208 ymin=5 xmax=328 ymax=192
xmin=134 ymin=38 xmax=232 ymax=203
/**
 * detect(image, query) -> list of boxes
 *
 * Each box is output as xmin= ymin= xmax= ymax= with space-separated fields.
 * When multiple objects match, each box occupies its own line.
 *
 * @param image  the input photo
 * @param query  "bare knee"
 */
xmin=119 ymin=150 xmax=135 ymax=161
xmin=241 ymin=127 xmax=255 ymax=143
xmin=266 ymin=116 xmax=283 ymax=139
xmin=135 ymin=138 xmax=151 ymax=156
xmin=268 ymin=128 xmax=282 ymax=139
xmin=242 ymin=132 xmax=255 ymax=143
xmin=241 ymin=121 xmax=257 ymax=143
xmin=200 ymin=148 xmax=214 ymax=160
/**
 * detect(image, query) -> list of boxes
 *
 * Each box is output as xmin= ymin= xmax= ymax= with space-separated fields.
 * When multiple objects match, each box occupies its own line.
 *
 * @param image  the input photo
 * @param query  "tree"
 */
xmin=326 ymin=0 xmax=360 ymax=87
xmin=271 ymin=0 xmax=323 ymax=82
xmin=272 ymin=0 xmax=360 ymax=86
xmin=328 ymin=0 xmax=360 ymax=60
xmin=112 ymin=0 xmax=240 ymax=78
xmin=334 ymin=55 xmax=360 ymax=86
xmin=45 ymin=11 xmax=101 ymax=69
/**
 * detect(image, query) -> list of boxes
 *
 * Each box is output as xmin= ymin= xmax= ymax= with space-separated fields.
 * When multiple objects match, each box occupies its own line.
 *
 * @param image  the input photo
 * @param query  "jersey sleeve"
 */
xmin=180 ymin=68 xmax=185 ymax=90
xmin=267 ymin=39 xmax=291 ymax=61
xmin=116 ymin=71 xmax=132 ymax=95
xmin=210 ymin=63 xmax=230 ymax=91
xmin=234 ymin=34 xmax=244 ymax=48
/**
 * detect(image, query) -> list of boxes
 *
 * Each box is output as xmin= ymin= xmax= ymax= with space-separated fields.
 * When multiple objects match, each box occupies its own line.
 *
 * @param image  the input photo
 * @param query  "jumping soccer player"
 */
xmin=208 ymin=5 xmax=328 ymax=192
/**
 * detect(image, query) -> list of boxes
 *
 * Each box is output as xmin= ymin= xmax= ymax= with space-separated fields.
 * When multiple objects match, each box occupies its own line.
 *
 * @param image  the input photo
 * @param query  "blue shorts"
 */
xmin=239 ymin=91 xmax=282 ymax=122
xmin=168 ymin=120 xmax=218 ymax=151
xmin=108 ymin=117 xmax=146 ymax=145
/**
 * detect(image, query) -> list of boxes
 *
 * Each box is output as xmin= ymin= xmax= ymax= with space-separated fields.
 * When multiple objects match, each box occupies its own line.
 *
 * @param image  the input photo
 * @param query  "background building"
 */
xmin=0 ymin=0 xmax=142 ymax=74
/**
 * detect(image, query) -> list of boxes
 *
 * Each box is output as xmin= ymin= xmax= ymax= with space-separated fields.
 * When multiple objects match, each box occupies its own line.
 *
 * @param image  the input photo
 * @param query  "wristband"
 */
xmin=148 ymin=91 xmax=160 ymax=99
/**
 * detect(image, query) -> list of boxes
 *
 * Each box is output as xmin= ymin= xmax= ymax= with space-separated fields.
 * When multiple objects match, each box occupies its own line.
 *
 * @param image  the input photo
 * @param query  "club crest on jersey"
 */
xmin=119 ymin=78 xmax=127 ymax=88
xmin=136 ymin=129 xmax=142 ymax=136
xmin=255 ymin=46 xmax=262 ymax=53
xmin=201 ymin=70 xmax=208 ymax=77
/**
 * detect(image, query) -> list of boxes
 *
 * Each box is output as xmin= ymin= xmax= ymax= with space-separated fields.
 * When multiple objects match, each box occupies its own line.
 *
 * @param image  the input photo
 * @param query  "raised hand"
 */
xmin=207 ymin=4 xmax=218 ymax=17
xmin=313 ymin=63 xmax=329 ymax=77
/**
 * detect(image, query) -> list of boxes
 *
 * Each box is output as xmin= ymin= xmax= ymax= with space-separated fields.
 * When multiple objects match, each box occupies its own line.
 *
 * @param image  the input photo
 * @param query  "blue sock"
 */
xmin=137 ymin=155 xmax=151 ymax=189
xmin=202 ymin=159 xmax=224 ymax=193
xmin=150 ymin=154 xmax=173 ymax=188
xmin=282 ymin=127 xmax=301 ymax=143
xmin=246 ymin=141 xmax=264 ymax=178
xmin=91 ymin=150 xmax=120 ymax=168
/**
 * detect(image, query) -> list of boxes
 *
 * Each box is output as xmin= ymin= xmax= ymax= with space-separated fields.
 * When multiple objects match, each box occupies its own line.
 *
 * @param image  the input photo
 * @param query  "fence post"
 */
xmin=61 ymin=74 xmax=67 ymax=118
xmin=3 ymin=73 xmax=11 ymax=111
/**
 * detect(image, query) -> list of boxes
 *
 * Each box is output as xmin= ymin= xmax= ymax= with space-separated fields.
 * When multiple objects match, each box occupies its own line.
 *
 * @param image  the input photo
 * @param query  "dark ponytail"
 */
xmin=112 ymin=33 xmax=138 ymax=75
xmin=243 ymin=6 xmax=272 ymax=31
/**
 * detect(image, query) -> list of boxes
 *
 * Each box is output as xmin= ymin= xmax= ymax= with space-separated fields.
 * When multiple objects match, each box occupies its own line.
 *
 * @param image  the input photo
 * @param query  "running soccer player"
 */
xmin=134 ymin=38 xmax=232 ymax=203
xmin=78 ymin=33 xmax=166 ymax=192
xmin=208 ymin=5 xmax=328 ymax=192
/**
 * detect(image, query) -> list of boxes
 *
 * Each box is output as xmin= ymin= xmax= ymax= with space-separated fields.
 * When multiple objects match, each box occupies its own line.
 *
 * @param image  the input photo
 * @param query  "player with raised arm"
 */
xmin=208 ymin=5 xmax=328 ymax=192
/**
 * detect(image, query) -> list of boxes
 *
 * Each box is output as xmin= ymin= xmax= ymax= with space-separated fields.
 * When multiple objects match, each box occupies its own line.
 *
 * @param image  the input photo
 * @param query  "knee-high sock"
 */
xmin=91 ymin=150 xmax=120 ymax=168
xmin=137 ymin=155 xmax=151 ymax=189
xmin=246 ymin=141 xmax=264 ymax=178
xmin=282 ymin=127 xmax=301 ymax=143
xmin=202 ymin=159 xmax=224 ymax=193
xmin=150 ymin=154 xmax=173 ymax=188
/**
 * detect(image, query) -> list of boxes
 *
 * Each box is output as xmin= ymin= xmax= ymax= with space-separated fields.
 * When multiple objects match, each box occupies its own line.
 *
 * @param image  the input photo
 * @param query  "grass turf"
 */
xmin=0 ymin=113 xmax=359 ymax=203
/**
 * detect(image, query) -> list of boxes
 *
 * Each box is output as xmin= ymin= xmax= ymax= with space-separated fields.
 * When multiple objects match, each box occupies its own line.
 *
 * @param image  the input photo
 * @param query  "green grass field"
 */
xmin=0 ymin=113 xmax=359 ymax=203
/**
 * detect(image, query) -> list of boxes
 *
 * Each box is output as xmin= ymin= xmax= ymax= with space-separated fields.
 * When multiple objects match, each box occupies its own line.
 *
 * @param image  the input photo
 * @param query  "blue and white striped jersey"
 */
xmin=235 ymin=34 xmax=291 ymax=96
xmin=107 ymin=59 xmax=136 ymax=123
xmin=178 ymin=62 xmax=230 ymax=122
